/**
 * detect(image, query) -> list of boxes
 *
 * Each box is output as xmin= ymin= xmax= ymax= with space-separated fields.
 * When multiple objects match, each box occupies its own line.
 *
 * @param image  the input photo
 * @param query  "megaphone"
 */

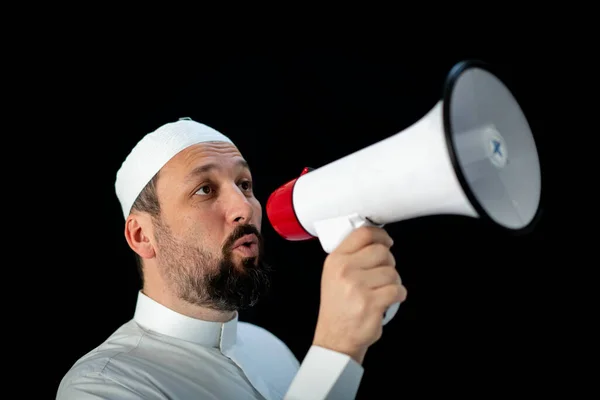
xmin=266 ymin=59 xmax=542 ymax=326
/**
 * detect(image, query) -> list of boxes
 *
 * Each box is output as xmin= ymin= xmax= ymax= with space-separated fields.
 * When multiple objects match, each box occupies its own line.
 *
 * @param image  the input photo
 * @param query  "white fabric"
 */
xmin=56 ymin=292 xmax=364 ymax=399
xmin=115 ymin=117 xmax=233 ymax=219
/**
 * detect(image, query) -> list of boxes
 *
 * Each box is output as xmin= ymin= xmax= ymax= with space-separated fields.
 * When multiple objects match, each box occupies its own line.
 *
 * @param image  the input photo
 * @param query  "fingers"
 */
xmin=359 ymin=266 xmax=401 ymax=289
xmin=313 ymin=224 xmax=408 ymax=360
xmin=350 ymin=243 xmax=396 ymax=270
xmin=373 ymin=282 xmax=408 ymax=310
xmin=335 ymin=226 xmax=393 ymax=254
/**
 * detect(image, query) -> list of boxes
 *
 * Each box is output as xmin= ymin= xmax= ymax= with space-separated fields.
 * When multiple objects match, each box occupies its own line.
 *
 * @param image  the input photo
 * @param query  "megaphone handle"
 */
xmin=313 ymin=213 xmax=400 ymax=326
xmin=383 ymin=301 xmax=400 ymax=325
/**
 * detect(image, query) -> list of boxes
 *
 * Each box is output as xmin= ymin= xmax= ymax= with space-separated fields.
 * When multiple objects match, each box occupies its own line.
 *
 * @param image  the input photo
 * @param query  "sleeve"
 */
xmin=56 ymin=373 xmax=151 ymax=400
xmin=283 ymin=345 xmax=364 ymax=400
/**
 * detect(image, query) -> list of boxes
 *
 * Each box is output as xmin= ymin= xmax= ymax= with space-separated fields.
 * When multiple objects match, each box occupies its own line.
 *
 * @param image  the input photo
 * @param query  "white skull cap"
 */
xmin=115 ymin=117 xmax=234 ymax=219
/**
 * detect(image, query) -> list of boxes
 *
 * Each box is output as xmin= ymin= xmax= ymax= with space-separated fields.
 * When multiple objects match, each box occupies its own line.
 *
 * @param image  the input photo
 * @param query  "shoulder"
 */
xmin=56 ymin=320 xmax=159 ymax=399
xmin=236 ymin=321 xmax=300 ymax=391
xmin=238 ymin=322 xmax=298 ymax=353
xmin=237 ymin=321 xmax=299 ymax=364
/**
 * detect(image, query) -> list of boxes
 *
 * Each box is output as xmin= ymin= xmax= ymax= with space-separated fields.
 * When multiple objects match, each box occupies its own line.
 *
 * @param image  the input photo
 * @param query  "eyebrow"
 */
xmin=185 ymin=159 xmax=250 ymax=183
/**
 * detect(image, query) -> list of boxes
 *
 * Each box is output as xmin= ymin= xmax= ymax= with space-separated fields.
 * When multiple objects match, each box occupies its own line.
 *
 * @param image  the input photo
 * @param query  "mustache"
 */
xmin=223 ymin=224 xmax=262 ymax=251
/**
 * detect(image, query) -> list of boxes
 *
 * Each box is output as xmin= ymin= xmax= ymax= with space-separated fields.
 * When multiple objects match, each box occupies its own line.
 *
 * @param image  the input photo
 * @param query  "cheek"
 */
xmin=184 ymin=213 xmax=222 ymax=245
xmin=252 ymin=201 xmax=263 ymax=226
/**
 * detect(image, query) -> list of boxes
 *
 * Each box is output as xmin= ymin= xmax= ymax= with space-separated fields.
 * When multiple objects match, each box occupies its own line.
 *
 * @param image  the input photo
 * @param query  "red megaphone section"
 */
xmin=266 ymin=167 xmax=315 ymax=241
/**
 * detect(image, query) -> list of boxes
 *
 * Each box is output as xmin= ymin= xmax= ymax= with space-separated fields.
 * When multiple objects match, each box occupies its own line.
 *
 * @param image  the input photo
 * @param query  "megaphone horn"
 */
xmin=266 ymin=59 xmax=542 ymax=326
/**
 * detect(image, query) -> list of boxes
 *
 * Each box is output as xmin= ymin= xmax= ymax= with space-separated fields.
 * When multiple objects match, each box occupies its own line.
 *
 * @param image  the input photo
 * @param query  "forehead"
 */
xmin=160 ymin=141 xmax=247 ymax=178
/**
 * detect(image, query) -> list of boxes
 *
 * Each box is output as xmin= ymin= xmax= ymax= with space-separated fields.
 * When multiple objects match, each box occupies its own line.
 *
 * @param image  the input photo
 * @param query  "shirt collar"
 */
xmin=133 ymin=291 xmax=237 ymax=351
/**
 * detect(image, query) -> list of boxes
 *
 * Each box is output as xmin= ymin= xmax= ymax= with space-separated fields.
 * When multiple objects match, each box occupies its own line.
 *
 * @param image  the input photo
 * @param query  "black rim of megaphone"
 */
xmin=441 ymin=59 xmax=543 ymax=236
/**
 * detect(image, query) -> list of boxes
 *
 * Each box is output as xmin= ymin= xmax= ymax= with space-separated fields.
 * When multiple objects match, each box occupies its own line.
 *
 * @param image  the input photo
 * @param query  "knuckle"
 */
xmin=325 ymin=254 xmax=346 ymax=274
xmin=352 ymin=291 xmax=369 ymax=315
xmin=395 ymin=284 xmax=407 ymax=302
xmin=370 ymin=243 xmax=388 ymax=258
xmin=386 ymin=284 xmax=402 ymax=301
xmin=388 ymin=252 xmax=396 ymax=267
xmin=386 ymin=268 xmax=399 ymax=284
xmin=375 ymin=242 xmax=389 ymax=253
xmin=355 ymin=226 xmax=373 ymax=242
xmin=374 ymin=244 xmax=394 ymax=265
xmin=340 ymin=268 xmax=360 ymax=291
xmin=401 ymin=284 xmax=408 ymax=299
xmin=337 ymin=264 xmax=352 ymax=281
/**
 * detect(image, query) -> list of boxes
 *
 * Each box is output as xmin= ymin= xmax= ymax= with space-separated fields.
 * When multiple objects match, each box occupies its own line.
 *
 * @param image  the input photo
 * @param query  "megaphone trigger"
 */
xmin=313 ymin=213 xmax=384 ymax=254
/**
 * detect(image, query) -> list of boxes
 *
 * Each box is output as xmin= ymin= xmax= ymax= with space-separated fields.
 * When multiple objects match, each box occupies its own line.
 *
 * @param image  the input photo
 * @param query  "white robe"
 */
xmin=56 ymin=291 xmax=364 ymax=399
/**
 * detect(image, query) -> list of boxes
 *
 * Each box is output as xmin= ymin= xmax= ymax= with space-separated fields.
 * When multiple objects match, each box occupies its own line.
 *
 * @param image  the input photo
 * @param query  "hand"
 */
xmin=312 ymin=226 xmax=407 ymax=364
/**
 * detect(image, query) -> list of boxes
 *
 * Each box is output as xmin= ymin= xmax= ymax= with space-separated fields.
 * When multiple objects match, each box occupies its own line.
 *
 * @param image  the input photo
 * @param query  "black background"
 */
xmin=25 ymin=44 xmax=569 ymax=398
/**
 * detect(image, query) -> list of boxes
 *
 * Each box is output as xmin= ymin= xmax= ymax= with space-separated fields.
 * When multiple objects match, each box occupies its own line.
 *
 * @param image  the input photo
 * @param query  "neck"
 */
xmin=142 ymin=283 xmax=236 ymax=323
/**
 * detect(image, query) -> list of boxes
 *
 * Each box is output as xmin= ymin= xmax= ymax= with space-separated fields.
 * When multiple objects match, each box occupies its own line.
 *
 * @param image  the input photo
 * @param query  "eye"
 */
xmin=239 ymin=180 xmax=253 ymax=192
xmin=195 ymin=185 xmax=213 ymax=196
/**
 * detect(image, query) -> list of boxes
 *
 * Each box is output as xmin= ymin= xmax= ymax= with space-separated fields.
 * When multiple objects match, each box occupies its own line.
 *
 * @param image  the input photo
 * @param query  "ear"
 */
xmin=124 ymin=214 xmax=156 ymax=259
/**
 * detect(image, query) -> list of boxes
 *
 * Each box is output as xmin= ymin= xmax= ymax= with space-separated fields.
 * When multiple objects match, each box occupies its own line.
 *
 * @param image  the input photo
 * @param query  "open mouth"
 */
xmin=233 ymin=234 xmax=258 ymax=250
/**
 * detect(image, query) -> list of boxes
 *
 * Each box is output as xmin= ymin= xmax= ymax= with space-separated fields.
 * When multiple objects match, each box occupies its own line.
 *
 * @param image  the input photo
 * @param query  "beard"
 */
xmin=153 ymin=218 xmax=272 ymax=312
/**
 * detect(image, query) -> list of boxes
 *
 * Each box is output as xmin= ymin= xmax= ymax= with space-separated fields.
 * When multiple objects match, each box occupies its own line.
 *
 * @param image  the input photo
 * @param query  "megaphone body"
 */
xmin=266 ymin=60 xmax=542 ymax=325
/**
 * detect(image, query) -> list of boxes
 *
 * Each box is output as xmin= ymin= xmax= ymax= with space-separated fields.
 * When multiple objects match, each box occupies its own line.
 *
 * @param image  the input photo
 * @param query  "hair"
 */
xmin=129 ymin=173 xmax=161 ymax=285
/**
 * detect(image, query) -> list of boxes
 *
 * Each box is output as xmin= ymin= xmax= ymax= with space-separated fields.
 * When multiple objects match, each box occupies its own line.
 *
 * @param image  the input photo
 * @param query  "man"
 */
xmin=56 ymin=118 xmax=407 ymax=399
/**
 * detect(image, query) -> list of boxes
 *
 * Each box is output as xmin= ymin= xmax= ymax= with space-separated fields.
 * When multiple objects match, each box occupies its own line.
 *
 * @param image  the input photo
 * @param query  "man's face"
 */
xmin=151 ymin=141 xmax=270 ymax=311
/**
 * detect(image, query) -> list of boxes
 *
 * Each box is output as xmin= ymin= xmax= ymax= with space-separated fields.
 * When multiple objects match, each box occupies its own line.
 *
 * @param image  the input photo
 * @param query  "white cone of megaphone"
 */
xmin=266 ymin=60 xmax=542 ymax=326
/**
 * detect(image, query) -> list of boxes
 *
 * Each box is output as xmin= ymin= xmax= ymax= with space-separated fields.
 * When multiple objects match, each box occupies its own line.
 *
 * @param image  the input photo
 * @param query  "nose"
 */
xmin=224 ymin=185 xmax=254 ymax=225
